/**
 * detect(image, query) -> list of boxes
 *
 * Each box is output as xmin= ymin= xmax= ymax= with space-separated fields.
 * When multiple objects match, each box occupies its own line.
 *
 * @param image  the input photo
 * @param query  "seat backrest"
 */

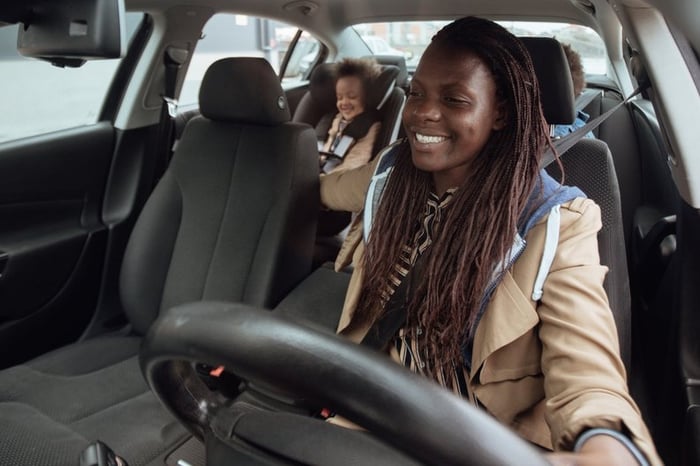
xmin=292 ymin=62 xmax=337 ymax=140
xmin=522 ymin=37 xmax=632 ymax=370
xmin=120 ymin=57 xmax=320 ymax=334
xmin=369 ymin=54 xmax=410 ymax=90
xmin=368 ymin=61 xmax=406 ymax=157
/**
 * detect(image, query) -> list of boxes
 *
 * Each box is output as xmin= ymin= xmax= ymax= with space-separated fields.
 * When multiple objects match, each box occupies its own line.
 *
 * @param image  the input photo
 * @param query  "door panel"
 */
xmin=0 ymin=123 xmax=115 ymax=367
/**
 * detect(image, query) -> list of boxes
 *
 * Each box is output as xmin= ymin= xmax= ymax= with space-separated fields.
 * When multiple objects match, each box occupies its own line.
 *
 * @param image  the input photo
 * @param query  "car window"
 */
xmin=179 ymin=14 xmax=320 ymax=107
xmin=353 ymin=21 xmax=607 ymax=75
xmin=0 ymin=13 xmax=143 ymax=144
xmin=283 ymin=31 xmax=322 ymax=82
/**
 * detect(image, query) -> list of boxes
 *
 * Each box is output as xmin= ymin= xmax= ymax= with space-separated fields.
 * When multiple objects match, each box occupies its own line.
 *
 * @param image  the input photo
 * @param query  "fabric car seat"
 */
xmin=367 ymin=54 xmax=409 ymax=90
xmin=292 ymin=62 xmax=338 ymax=142
xmin=521 ymin=36 xmax=633 ymax=370
xmin=0 ymin=57 xmax=319 ymax=466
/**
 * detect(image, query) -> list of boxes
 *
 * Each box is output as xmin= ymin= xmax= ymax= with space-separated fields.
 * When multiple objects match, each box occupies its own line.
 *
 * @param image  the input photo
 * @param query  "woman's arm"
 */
xmin=536 ymin=198 xmax=661 ymax=465
xmin=320 ymin=156 xmax=379 ymax=212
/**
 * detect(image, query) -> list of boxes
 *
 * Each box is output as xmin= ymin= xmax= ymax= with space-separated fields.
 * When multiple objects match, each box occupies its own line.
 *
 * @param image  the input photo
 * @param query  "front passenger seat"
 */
xmin=0 ymin=57 xmax=319 ymax=466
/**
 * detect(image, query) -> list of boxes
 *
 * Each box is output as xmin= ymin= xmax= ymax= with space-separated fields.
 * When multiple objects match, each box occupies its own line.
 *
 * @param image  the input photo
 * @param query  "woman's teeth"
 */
xmin=415 ymin=133 xmax=447 ymax=144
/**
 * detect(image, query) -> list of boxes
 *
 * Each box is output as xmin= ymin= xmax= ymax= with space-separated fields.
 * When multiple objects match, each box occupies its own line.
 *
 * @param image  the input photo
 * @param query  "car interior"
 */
xmin=0 ymin=0 xmax=698 ymax=465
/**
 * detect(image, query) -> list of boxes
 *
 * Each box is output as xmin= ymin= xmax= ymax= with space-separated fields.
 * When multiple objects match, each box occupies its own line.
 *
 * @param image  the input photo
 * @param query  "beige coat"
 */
xmin=320 ymin=158 xmax=662 ymax=464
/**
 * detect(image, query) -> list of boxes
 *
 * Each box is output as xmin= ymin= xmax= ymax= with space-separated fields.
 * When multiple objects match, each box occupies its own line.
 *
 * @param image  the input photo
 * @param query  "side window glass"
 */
xmin=180 ymin=14 xmax=320 ymax=107
xmin=0 ymin=14 xmax=143 ymax=144
xmin=282 ymin=31 xmax=322 ymax=82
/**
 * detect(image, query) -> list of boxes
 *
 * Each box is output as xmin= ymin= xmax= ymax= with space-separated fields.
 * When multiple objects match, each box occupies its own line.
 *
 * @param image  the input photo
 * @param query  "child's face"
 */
xmin=335 ymin=76 xmax=365 ymax=121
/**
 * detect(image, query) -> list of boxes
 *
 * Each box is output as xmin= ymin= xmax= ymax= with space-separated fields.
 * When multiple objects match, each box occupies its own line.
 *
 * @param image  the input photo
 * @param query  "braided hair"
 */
xmin=353 ymin=16 xmax=550 ymax=372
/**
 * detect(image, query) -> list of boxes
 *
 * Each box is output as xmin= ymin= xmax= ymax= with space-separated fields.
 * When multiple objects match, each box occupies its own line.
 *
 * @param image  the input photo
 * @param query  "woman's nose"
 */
xmin=409 ymin=97 xmax=440 ymax=121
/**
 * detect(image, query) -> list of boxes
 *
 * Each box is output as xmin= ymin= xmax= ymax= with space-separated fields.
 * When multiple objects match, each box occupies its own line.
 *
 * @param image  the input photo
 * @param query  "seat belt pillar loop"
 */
xmin=153 ymin=47 xmax=188 ymax=186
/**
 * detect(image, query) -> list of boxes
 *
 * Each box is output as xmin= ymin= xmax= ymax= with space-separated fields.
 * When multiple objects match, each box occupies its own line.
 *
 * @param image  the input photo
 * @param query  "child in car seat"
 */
xmin=320 ymin=16 xmax=661 ymax=466
xmin=320 ymin=57 xmax=382 ymax=174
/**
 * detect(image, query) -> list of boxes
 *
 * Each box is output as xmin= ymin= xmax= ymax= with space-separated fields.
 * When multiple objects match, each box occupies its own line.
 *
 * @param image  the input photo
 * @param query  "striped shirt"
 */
xmin=383 ymin=188 xmax=470 ymax=397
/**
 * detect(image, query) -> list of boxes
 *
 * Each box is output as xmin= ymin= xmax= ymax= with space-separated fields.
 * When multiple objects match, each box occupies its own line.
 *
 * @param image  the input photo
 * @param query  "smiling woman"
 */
xmin=0 ymin=0 xmax=698 ymax=463
xmin=321 ymin=16 xmax=661 ymax=465
xmin=404 ymin=46 xmax=507 ymax=194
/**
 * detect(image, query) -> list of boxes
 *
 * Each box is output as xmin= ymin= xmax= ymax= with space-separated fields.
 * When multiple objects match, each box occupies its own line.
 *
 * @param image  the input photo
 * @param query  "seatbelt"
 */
xmin=361 ymin=251 xmax=427 ymax=350
xmin=152 ymin=46 xmax=188 ymax=186
xmin=541 ymin=83 xmax=647 ymax=168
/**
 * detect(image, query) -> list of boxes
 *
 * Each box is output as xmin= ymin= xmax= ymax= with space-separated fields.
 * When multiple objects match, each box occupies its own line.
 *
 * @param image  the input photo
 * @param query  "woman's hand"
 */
xmin=546 ymin=435 xmax=641 ymax=466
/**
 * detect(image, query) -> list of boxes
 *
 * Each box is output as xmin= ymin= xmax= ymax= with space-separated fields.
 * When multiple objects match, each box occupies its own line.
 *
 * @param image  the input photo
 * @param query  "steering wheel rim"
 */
xmin=140 ymin=301 xmax=550 ymax=466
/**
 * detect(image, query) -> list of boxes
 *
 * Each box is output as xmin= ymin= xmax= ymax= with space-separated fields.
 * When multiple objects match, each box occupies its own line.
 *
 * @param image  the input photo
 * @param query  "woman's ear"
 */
xmin=493 ymin=100 xmax=508 ymax=130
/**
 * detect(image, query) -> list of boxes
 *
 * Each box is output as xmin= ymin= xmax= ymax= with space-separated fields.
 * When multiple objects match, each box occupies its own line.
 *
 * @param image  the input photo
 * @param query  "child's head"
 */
xmin=334 ymin=57 xmax=381 ymax=121
xmin=561 ymin=43 xmax=586 ymax=97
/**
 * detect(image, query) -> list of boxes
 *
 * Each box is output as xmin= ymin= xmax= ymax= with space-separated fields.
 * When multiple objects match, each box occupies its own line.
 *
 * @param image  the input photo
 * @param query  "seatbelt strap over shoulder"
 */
xmin=153 ymin=46 xmax=188 ymax=186
xmin=541 ymin=84 xmax=648 ymax=169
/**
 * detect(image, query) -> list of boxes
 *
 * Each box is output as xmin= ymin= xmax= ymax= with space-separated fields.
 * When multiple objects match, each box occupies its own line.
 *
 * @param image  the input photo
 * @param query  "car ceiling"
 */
xmin=128 ymin=0 xmax=604 ymax=35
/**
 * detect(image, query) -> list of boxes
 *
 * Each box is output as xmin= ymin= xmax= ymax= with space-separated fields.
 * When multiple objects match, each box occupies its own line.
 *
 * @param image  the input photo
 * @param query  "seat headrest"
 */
xmin=368 ymin=55 xmax=409 ymax=89
xmin=199 ymin=57 xmax=290 ymax=124
xmin=368 ymin=65 xmax=399 ymax=110
xmin=308 ymin=63 xmax=337 ymax=112
xmin=520 ymin=37 xmax=576 ymax=125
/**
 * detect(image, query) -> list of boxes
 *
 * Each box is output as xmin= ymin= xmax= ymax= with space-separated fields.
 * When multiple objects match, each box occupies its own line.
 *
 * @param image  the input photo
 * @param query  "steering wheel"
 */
xmin=140 ymin=301 xmax=550 ymax=466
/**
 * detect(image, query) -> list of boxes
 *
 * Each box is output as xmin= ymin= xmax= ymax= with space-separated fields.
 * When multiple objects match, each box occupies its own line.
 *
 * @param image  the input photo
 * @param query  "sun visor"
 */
xmin=15 ymin=0 xmax=125 ymax=67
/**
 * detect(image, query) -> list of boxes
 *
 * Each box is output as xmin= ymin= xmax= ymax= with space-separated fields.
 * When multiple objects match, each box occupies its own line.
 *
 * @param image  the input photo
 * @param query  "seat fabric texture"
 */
xmin=0 ymin=57 xmax=320 ymax=466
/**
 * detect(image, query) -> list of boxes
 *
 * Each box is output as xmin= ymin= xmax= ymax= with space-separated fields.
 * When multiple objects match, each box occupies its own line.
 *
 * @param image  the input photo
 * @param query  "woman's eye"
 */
xmin=407 ymin=90 xmax=422 ymax=98
xmin=444 ymin=96 xmax=469 ymax=104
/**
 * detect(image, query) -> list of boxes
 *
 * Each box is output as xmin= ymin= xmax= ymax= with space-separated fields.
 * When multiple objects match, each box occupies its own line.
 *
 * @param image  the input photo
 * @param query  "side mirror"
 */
xmin=14 ymin=0 xmax=125 ymax=67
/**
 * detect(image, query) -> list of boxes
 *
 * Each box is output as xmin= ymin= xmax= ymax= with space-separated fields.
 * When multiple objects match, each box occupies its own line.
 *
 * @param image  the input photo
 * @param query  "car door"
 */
xmin=0 ymin=14 xmax=149 ymax=368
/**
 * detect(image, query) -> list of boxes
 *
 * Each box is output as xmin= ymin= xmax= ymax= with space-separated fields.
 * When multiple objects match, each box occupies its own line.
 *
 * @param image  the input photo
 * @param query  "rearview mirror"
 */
xmin=15 ymin=0 xmax=125 ymax=67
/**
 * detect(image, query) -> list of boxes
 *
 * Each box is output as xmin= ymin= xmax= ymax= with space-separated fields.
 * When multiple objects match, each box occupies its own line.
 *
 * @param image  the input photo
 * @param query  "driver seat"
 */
xmin=0 ymin=57 xmax=319 ymax=465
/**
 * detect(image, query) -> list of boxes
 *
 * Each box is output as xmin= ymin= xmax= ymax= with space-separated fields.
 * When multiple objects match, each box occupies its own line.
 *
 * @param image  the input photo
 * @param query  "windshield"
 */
xmin=353 ymin=20 xmax=607 ymax=75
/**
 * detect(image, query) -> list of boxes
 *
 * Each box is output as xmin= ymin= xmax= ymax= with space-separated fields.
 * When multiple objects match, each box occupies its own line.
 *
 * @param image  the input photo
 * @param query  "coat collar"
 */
xmin=469 ymin=270 xmax=539 ymax=382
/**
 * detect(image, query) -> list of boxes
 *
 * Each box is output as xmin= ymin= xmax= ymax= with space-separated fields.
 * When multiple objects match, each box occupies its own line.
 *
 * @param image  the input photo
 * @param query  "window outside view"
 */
xmin=179 ymin=14 xmax=320 ymax=107
xmin=353 ymin=21 xmax=607 ymax=75
xmin=0 ymin=14 xmax=143 ymax=143
xmin=0 ymin=14 xmax=606 ymax=144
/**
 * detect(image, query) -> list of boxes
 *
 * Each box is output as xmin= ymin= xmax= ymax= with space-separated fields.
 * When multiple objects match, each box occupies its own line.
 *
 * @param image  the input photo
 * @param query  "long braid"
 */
xmin=354 ymin=17 xmax=550 ymax=373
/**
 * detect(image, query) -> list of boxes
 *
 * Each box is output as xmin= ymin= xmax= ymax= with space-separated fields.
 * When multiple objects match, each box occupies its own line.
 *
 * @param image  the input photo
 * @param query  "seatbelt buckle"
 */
xmin=79 ymin=440 xmax=128 ymax=466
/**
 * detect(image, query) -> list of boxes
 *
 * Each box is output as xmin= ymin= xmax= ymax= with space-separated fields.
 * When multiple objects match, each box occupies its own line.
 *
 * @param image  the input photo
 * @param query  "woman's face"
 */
xmin=336 ymin=76 xmax=365 ymax=121
xmin=403 ymin=43 xmax=506 ymax=194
